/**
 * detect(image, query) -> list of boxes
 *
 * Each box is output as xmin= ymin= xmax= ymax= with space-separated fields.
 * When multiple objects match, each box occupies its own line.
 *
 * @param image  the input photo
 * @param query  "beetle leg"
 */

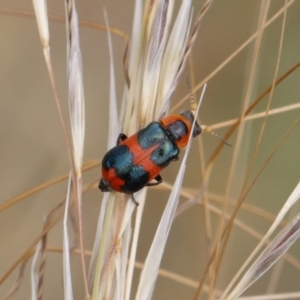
xmin=117 ymin=133 xmax=128 ymax=145
xmin=146 ymin=174 xmax=163 ymax=186
xmin=173 ymin=156 xmax=179 ymax=161
xmin=131 ymin=194 xmax=139 ymax=206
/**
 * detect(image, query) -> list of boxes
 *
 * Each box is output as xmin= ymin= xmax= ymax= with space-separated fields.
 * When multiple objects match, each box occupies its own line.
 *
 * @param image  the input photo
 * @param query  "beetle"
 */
xmin=99 ymin=110 xmax=201 ymax=204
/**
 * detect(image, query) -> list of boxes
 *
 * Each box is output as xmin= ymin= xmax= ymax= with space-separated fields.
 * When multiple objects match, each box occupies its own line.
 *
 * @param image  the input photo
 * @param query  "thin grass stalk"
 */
xmin=220 ymin=181 xmax=300 ymax=300
xmin=91 ymin=0 xmax=199 ymax=297
xmin=191 ymin=59 xmax=300 ymax=265
xmin=31 ymin=0 xmax=77 ymax=183
xmin=102 ymin=197 xmax=129 ymax=286
xmin=138 ymin=0 xmax=171 ymax=125
xmin=31 ymin=2 xmax=87 ymax=297
xmin=124 ymin=188 xmax=147 ymax=300
xmin=30 ymin=242 xmax=41 ymax=300
xmin=89 ymin=9 xmax=125 ymax=298
xmin=0 ymin=178 xmax=98 ymax=289
xmin=266 ymin=245 xmax=285 ymax=294
xmin=220 ymin=0 xmax=288 ymax=259
xmin=227 ymin=213 xmax=300 ymax=300
xmin=97 ymin=198 xmax=130 ymax=299
xmin=211 ymin=101 xmax=300 ymax=130
xmin=195 ymin=113 xmax=300 ymax=300
xmin=175 ymin=190 xmax=300 ymax=268
xmin=91 ymin=193 xmax=115 ymax=300
xmin=171 ymin=0 xmax=295 ymax=113
xmin=176 ymin=194 xmax=300 ymax=270
xmin=203 ymin=60 xmax=300 ymax=173
xmin=64 ymin=0 xmax=88 ymax=297
xmin=267 ymin=187 xmax=300 ymax=292
xmin=88 ymin=193 xmax=109 ymax=287
xmin=128 ymin=0 xmax=143 ymax=79
xmin=4 ymin=260 xmax=28 ymax=300
xmin=209 ymin=114 xmax=300 ymax=298
xmin=206 ymin=3 xmax=272 ymax=297
xmin=212 ymin=0 xmax=289 ymax=292
xmin=141 ymin=0 xmax=171 ymax=123
xmin=117 ymin=221 xmax=131 ymax=300
xmin=156 ymin=0 xmax=191 ymax=117
xmin=158 ymin=0 xmax=212 ymax=118
xmin=123 ymin=0 xmax=150 ymax=134
xmin=0 ymin=211 xmax=62 ymax=286
xmin=135 ymin=86 xmax=205 ymax=300
xmin=238 ymin=292 xmax=300 ymax=300
xmin=104 ymin=8 xmax=121 ymax=147
xmin=2 ymin=2 xmax=300 ymax=294
xmin=109 ymin=1 xmax=210 ymax=297
xmin=226 ymin=1 xmax=288 ymax=294
xmin=36 ymin=227 xmax=47 ymax=300
xmin=63 ymin=175 xmax=74 ymax=300
xmin=215 ymin=113 xmax=300 ymax=291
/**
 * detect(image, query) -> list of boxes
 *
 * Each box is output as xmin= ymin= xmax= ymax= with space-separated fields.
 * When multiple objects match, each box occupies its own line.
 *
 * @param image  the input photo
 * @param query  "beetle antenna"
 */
xmin=202 ymin=125 xmax=231 ymax=146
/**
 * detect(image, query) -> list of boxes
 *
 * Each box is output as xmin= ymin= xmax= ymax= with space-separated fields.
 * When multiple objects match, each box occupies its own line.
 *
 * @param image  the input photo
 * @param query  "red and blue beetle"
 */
xmin=99 ymin=110 xmax=201 ymax=203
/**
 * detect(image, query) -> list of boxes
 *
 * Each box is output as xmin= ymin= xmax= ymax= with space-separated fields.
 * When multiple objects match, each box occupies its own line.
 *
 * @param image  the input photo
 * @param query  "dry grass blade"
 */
xmin=124 ymin=189 xmax=147 ymax=300
xmin=139 ymin=0 xmax=171 ymax=123
xmin=156 ymin=0 xmax=191 ymax=116
xmin=135 ymin=87 xmax=205 ymax=300
xmin=204 ymin=60 xmax=300 ymax=172
xmin=64 ymin=0 xmax=87 ymax=297
xmin=31 ymin=0 xmax=49 ymax=47
xmin=89 ymin=9 xmax=124 ymax=300
xmin=4 ymin=260 xmax=28 ymax=300
xmin=210 ymin=2 xmax=289 ymax=296
xmin=204 ymin=3 xmax=272 ymax=297
xmin=221 ymin=181 xmax=300 ymax=300
xmin=30 ymin=242 xmax=41 ymax=300
xmin=36 ymin=227 xmax=47 ymax=300
xmin=63 ymin=176 xmax=74 ymax=300
xmin=0 ymin=161 xmax=99 ymax=213
xmin=91 ymin=193 xmax=115 ymax=300
xmin=65 ymin=1 xmax=85 ymax=170
xmin=227 ymin=213 xmax=300 ymax=300
xmin=238 ymin=291 xmax=300 ymax=300
xmin=104 ymin=8 xmax=120 ymax=149
xmin=88 ymin=193 xmax=109 ymax=287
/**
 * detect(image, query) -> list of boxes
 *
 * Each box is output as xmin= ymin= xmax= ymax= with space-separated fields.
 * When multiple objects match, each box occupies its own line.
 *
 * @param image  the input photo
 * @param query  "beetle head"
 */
xmin=160 ymin=110 xmax=201 ymax=148
xmin=180 ymin=110 xmax=201 ymax=137
xmin=99 ymin=178 xmax=111 ymax=192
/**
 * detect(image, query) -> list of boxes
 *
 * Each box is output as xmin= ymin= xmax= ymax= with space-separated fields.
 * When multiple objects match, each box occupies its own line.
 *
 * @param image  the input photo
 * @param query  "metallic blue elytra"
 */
xmin=99 ymin=110 xmax=202 ymax=198
xmin=137 ymin=122 xmax=180 ymax=167
xmin=101 ymin=144 xmax=151 ymax=194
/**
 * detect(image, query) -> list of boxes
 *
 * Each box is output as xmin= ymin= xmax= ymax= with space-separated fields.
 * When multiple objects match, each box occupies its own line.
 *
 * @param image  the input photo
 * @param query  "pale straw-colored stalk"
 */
xmin=30 ymin=242 xmax=41 ymax=300
xmin=63 ymin=175 xmax=74 ymax=300
xmin=221 ymin=181 xmax=300 ymax=300
xmin=136 ymin=85 xmax=206 ymax=300
xmin=64 ymin=0 xmax=87 ymax=297
xmin=89 ymin=1 xmax=212 ymax=299
xmin=32 ymin=0 xmax=87 ymax=298
xmin=228 ymin=211 xmax=300 ymax=300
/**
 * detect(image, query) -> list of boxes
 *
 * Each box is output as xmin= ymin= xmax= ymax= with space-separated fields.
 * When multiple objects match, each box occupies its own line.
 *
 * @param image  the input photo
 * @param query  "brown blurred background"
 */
xmin=1 ymin=1 xmax=300 ymax=299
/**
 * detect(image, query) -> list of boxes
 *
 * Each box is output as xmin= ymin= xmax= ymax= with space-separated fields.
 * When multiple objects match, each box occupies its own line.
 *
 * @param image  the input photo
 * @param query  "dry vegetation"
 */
xmin=1 ymin=1 xmax=300 ymax=299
